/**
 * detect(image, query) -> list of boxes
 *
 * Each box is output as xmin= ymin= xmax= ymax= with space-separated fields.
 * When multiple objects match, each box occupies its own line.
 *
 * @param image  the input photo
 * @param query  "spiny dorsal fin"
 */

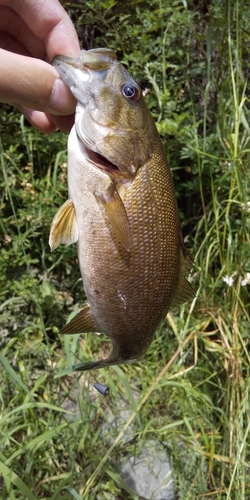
xmin=170 ymin=234 xmax=195 ymax=309
xmin=49 ymin=199 xmax=78 ymax=251
xmin=60 ymin=303 xmax=98 ymax=335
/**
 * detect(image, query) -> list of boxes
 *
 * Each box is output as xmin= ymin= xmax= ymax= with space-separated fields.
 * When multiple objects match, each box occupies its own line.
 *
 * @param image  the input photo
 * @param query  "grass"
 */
xmin=1 ymin=0 xmax=250 ymax=498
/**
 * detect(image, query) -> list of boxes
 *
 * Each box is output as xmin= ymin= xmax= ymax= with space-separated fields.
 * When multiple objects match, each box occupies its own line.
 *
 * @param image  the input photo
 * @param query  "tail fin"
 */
xmin=73 ymin=356 xmax=117 ymax=371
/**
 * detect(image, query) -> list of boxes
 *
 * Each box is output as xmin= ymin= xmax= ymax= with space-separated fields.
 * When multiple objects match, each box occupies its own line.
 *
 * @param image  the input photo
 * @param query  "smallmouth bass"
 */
xmin=49 ymin=48 xmax=195 ymax=370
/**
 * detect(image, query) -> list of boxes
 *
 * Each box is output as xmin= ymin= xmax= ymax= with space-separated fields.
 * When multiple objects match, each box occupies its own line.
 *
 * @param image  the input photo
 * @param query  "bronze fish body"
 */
xmin=49 ymin=48 xmax=194 ymax=371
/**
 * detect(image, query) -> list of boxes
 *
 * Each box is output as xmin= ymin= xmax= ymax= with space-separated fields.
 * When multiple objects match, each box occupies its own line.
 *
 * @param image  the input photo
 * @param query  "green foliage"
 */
xmin=0 ymin=114 xmax=84 ymax=343
xmin=1 ymin=0 xmax=250 ymax=498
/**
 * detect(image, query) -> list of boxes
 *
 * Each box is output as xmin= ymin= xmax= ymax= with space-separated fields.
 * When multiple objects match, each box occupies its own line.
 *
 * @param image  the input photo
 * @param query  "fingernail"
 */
xmin=49 ymin=78 xmax=76 ymax=114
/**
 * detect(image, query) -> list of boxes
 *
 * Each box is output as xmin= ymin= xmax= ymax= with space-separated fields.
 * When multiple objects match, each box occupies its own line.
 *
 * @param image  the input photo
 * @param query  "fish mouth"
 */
xmin=86 ymin=148 xmax=127 ymax=177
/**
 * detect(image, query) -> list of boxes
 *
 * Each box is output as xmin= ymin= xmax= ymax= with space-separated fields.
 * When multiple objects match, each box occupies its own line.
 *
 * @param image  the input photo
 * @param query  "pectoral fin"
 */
xmin=60 ymin=303 xmax=99 ymax=334
xmin=95 ymin=183 xmax=131 ymax=251
xmin=49 ymin=199 xmax=78 ymax=251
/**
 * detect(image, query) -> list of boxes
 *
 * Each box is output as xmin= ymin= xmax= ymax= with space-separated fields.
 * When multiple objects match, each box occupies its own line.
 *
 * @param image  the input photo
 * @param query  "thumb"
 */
xmin=0 ymin=48 xmax=76 ymax=115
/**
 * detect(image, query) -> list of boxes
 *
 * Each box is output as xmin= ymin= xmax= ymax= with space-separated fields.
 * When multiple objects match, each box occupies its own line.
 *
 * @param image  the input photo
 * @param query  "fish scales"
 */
xmin=69 ymin=134 xmax=178 ymax=357
xmin=49 ymin=48 xmax=195 ymax=370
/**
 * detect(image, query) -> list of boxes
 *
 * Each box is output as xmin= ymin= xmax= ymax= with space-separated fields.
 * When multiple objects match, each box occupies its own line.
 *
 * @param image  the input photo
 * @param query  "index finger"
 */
xmin=2 ymin=0 xmax=80 ymax=59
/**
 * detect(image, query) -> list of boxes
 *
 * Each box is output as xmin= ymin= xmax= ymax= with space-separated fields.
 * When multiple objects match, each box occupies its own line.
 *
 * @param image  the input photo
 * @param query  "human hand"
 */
xmin=0 ymin=0 xmax=80 ymax=133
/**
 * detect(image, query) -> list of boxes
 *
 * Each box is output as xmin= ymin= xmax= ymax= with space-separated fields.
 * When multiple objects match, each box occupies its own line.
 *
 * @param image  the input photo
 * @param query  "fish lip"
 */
xmin=52 ymin=51 xmax=113 ymax=72
xmin=52 ymin=55 xmax=91 ymax=90
xmin=52 ymin=55 xmax=84 ymax=72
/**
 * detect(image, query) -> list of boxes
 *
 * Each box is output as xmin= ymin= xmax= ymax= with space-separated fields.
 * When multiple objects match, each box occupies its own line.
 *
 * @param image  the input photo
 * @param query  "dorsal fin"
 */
xmin=170 ymin=233 xmax=195 ymax=309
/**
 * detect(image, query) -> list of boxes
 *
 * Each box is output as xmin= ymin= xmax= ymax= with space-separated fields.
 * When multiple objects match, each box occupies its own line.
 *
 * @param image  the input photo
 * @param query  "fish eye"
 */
xmin=121 ymin=83 xmax=141 ymax=102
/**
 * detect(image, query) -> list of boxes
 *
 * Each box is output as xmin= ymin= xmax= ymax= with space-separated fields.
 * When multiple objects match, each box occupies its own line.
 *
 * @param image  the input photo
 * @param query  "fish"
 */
xmin=49 ymin=48 xmax=195 ymax=371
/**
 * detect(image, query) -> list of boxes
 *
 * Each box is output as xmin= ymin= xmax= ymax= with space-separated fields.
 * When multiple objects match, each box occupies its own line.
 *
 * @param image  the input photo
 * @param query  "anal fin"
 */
xmin=60 ymin=303 xmax=99 ymax=335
